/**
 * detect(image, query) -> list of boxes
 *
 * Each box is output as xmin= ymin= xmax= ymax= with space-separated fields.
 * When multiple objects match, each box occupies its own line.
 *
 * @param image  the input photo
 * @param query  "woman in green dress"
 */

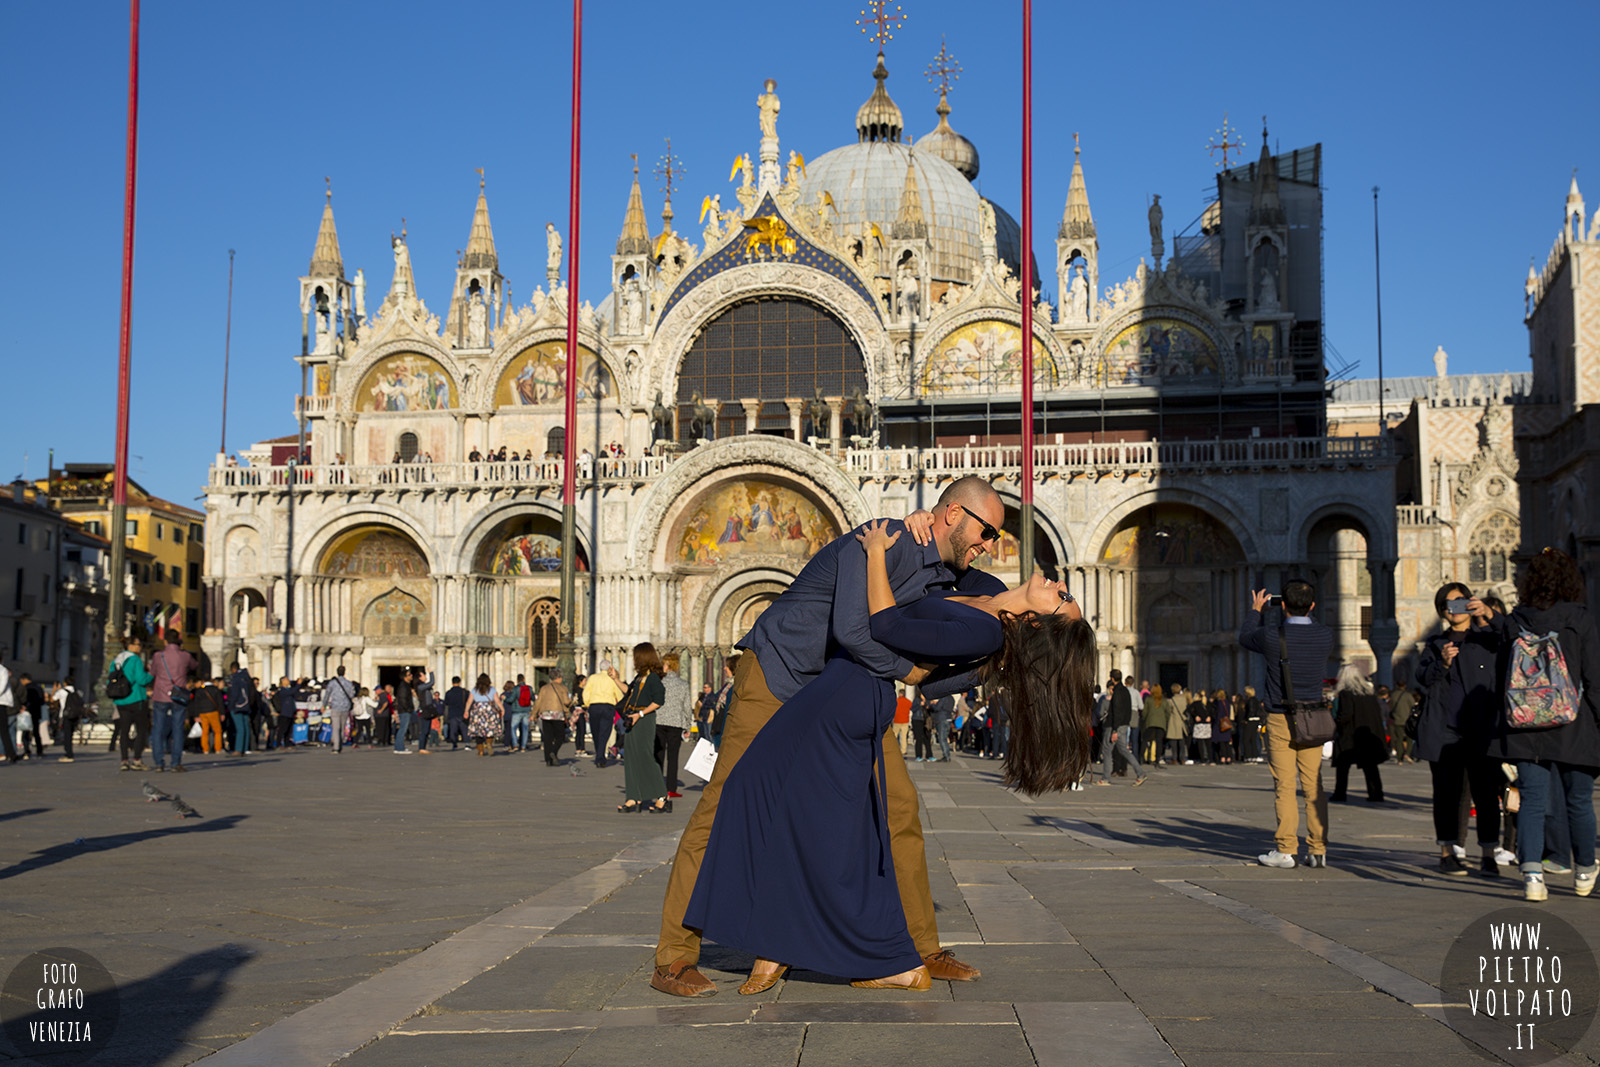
xmin=619 ymin=643 xmax=670 ymax=813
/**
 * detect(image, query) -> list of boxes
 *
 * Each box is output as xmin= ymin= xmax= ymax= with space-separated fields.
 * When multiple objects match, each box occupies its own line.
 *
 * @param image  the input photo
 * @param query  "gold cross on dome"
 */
xmin=926 ymin=36 xmax=960 ymax=95
xmin=1207 ymin=111 xmax=1245 ymax=169
xmin=654 ymin=137 xmax=686 ymax=198
xmin=857 ymin=0 xmax=905 ymax=50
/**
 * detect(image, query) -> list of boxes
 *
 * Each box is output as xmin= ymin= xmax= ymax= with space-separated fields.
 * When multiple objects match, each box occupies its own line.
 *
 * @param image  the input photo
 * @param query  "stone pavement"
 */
xmin=3 ymin=741 xmax=1599 ymax=1066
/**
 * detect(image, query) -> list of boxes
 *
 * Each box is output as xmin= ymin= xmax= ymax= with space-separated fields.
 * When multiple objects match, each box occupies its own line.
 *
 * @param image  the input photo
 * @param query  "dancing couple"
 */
xmin=652 ymin=477 xmax=1096 ymax=995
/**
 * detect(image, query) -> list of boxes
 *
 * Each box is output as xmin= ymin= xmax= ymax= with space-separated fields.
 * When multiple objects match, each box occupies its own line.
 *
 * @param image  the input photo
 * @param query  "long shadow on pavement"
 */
xmin=0 ymin=816 xmax=249 ymax=882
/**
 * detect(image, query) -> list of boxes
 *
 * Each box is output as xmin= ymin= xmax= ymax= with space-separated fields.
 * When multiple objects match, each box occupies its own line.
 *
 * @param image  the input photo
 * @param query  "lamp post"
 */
xmin=283 ymin=458 xmax=296 ymax=680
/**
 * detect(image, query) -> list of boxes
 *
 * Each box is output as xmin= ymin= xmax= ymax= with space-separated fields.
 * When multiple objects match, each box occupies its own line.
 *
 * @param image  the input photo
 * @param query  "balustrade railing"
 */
xmin=210 ymin=435 xmax=1389 ymax=492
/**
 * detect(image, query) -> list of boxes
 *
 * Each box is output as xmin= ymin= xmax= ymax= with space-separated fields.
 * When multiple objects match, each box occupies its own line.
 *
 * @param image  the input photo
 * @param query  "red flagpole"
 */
xmin=1019 ymin=0 xmax=1036 ymax=580
xmin=109 ymin=0 xmax=141 ymax=642
xmin=557 ymin=0 xmax=583 ymax=679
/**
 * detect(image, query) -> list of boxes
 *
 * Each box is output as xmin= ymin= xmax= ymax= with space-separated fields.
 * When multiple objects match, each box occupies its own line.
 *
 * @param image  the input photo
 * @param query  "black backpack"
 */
xmin=106 ymin=658 xmax=133 ymax=700
xmin=63 ymin=689 xmax=86 ymax=719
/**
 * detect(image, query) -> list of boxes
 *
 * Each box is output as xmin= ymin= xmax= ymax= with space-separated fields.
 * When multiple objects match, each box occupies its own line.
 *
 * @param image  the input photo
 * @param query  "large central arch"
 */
xmin=649 ymin=261 xmax=891 ymax=404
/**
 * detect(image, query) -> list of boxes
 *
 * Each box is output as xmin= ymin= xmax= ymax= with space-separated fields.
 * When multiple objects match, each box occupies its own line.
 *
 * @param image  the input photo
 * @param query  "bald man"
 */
xmin=653 ymin=476 xmax=1006 ymax=996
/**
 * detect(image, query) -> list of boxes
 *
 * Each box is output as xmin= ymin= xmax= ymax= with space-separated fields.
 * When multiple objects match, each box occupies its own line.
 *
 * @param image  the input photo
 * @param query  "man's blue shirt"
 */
xmin=737 ymin=519 xmax=1005 ymax=704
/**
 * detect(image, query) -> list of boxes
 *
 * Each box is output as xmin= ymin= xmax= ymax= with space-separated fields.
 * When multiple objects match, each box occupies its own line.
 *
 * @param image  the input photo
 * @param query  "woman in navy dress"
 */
xmin=684 ymin=521 xmax=1096 ymax=991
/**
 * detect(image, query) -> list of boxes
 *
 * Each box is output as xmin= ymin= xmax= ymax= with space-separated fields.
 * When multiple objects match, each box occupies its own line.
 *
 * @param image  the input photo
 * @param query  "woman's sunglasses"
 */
xmin=1053 ymin=589 xmax=1076 ymax=614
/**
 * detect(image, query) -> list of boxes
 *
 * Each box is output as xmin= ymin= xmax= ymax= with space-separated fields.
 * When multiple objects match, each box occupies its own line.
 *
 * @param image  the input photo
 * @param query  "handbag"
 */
xmin=684 ymin=736 xmax=718 ymax=780
xmin=1279 ymin=621 xmax=1336 ymax=746
xmin=158 ymin=650 xmax=191 ymax=707
xmin=1192 ymin=722 xmax=1213 ymax=740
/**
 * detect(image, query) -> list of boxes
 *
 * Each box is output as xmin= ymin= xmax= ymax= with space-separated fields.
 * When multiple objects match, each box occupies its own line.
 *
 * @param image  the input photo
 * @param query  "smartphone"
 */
xmin=1446 ymin=597 xmax=1472 ymax=614
xmin=1267 ymin=594 xmax=1284 ymax=608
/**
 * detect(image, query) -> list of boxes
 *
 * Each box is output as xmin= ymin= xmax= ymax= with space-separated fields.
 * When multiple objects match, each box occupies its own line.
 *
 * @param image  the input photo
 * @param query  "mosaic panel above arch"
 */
xmin=922 ymin=321 xmax=1058 ymax=396
xmin=673 ymin=478 xmax=840 ymax=568
xmin=474 ymin=515 xmax=589 ymax=575
xmin=355 ymin=352 xmax=456 ymax=412
xmin=495 ymin=341 xmax=615 ymax=407
xmin=1103 ymin=317 xmax=1219 ymax=383
xmin=319 ymin=528 xmax=430 ymax=578
xmin=1103 ymin=504 xmax=1244 ymax=567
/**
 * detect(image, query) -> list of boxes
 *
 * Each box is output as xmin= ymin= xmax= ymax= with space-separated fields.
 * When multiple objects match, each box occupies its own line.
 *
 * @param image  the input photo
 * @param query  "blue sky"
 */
xmin=1 ymin=1 xmax=1591 ymax=505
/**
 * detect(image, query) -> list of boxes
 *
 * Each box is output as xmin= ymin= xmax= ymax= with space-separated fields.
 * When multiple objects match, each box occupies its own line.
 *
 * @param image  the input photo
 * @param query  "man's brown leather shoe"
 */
xmin=922 ymin=949 xmax=981 ymax=981
xmin=651 ymin=962 xmax=718 ymax=997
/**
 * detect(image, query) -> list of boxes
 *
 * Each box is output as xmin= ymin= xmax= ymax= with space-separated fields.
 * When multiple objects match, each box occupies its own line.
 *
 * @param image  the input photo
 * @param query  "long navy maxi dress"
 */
xmin=684 ymin=594 xmax=1002 ymax=979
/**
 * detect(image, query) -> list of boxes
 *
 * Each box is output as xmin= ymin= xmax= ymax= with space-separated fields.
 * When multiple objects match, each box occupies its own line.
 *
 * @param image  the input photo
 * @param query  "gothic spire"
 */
xmin=462 ymin=172 xmax=498 ymax=272
xmin=617 ymin=159 xmax=651 ymax=256
xmin=1248 ymin=123 xmax=1285 ymax=228
xmin=308 ymin=182 xmax=344 ymax=278
xmin=1059 ymin=135 xmax=1096 ymax=240
xmin=892 ymin=154 xmax=927 ymax=239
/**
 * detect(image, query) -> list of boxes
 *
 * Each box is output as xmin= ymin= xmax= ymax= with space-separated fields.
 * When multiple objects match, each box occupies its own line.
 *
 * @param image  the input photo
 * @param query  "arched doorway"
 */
xmin=318 ymin=524 xmax=432 ymax=680
xmin=675 ymin=298 xmax=868 ymax=444
xmin=1101 ymin=503 xmax=1246 ymax=691
xmin=469 ymin=514 xmax=590 ymax=681
xmin=1305 ymin=515 xmax=1372 ymax=675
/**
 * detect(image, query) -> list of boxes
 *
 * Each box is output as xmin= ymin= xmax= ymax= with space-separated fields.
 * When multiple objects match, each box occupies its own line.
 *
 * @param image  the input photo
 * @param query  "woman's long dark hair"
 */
xmin=985 ymin=613 xmax=1097 ymax=795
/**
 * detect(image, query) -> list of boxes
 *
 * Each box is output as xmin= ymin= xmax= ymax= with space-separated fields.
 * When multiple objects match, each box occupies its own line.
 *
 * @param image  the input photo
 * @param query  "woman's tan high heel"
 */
xmin=739 ymin=959 xmax=788 ymax=995
xmin=850 ymin=965 xmax=932 ymax=990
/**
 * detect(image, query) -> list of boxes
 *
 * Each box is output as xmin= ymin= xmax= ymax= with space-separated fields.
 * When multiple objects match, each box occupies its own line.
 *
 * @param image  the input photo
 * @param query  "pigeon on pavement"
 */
xmin=142 ymin=780 xmax=174 ymax=803
xmin=171 ymin=796 xmax=201 ymax=819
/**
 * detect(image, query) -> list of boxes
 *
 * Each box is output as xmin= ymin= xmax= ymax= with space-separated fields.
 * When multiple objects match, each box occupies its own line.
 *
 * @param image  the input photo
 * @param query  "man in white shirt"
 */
xmin=0 ymin=656 xmax=17 ymax=763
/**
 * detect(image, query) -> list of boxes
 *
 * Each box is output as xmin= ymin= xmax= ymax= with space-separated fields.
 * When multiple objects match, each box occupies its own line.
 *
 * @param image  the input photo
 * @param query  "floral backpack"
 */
xmin=1504 ymin=629 xmax=1580 ymax=729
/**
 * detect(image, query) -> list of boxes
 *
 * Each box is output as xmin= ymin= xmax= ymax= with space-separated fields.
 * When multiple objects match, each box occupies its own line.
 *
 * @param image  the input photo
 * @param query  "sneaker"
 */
xmin=1440 ymin=854 xmax=1469 ymax=877
xmin=1184 ymin=759 xmax=1195 ymax=765
xmin=171 ymin=765 xmax=187 ymax=773
xmin=58 ymin=757 xmax=75 ymax=763
xmin=1257 ymin=850 xmax=1297 ymax=869
xmin=1451 ymin=844 xmax=1467 ymax=860
xmin=1479 ymin=854 xmax=1500 ymax=877
xmin=1525 ymin=873 xmax=1549 ymax=902
xmin=394 ymin=750 xmax=412 ymax=755
xmin=1542 ymin=859 xmax=1573 ymax=875
xmin=1494 ymin=847 xmax=1517 ymax=866
xmin=1578 ymin=867 xmax=1598 ymax=897
xmin=1301 ymin=853 xmax=1327 ymax=868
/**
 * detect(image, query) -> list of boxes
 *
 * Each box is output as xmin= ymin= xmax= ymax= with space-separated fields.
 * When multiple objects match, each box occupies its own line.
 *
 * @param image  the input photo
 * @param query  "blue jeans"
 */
xmin=151 ymin=702 xmax=187 ymax=767
xmin=393 ymin=711 xmax=414 ymax=752
xmin=1516 ymin=760 xmax=1597 ymax=874
xmin=932 ymin=712 xmax=952 ymax=759
xmin=509 ymin=711 xmax=531 ymax=750
xmin=230 ymin=712 xmax=251 ymax=753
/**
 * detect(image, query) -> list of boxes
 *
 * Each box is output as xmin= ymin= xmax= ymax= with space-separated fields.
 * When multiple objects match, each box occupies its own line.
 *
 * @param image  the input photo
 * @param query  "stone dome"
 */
xmin=798 ymin=142 xmax=1022 ymax=284
xmin=913 ymin=92 xmax=979 ymax=182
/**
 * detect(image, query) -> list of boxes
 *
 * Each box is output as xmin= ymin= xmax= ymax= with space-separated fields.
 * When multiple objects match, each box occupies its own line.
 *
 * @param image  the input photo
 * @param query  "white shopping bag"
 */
xmin=684 ymin=737 xmax=718 ymax=781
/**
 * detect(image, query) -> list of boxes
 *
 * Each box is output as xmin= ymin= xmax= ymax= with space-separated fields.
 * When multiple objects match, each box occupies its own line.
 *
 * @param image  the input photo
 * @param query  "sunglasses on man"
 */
xmin=953 ymin=504 xmax=1001 ymax=544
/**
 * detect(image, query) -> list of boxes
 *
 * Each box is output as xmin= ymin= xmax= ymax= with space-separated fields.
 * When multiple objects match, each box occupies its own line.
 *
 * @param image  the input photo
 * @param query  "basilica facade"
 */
xmin=202 ymin=53 xmax=1404 ymax=695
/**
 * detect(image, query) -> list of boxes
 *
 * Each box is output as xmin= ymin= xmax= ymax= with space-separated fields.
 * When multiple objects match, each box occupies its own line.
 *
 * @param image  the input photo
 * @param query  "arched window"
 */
xmin=530 ymin=598 xmax=560 ymax=660
xmin=398 ymin=432 xmax=419 ymax=462
xmin=1468 ymin=512 xmax=1519 ymax=584
xmin=546 ymin=427 xmax=566 ymax=457
xmin=676 ymin=298 xmax=867 ymax=444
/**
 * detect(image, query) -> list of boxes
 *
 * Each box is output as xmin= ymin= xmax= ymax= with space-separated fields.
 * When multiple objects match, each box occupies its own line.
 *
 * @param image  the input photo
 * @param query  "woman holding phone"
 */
xmin=1415 ymin=582 xmax=1503 ymax=878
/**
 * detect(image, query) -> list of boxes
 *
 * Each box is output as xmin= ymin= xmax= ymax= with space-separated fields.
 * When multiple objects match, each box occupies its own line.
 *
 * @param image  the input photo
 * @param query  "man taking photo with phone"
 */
xmin=1239 ymin=580 xmax=1334 ymax=869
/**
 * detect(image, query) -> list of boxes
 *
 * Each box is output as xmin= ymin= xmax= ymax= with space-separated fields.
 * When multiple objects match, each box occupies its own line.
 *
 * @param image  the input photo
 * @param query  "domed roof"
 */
xmin=913 ymin=92 xmax=979 ymax=182
xmin=799 ymin=141 xmax=1022 ymax=284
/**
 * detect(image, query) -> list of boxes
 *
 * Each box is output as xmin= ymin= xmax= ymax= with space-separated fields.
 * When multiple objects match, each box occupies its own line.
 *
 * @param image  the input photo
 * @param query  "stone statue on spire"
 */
xmin=757 ymin=78 xmax=780 ymax=140
xmin=757 ymin=79 xmax=781 ymax=194
xmin=1148 ymin=194 xmax=1165 ymax=268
